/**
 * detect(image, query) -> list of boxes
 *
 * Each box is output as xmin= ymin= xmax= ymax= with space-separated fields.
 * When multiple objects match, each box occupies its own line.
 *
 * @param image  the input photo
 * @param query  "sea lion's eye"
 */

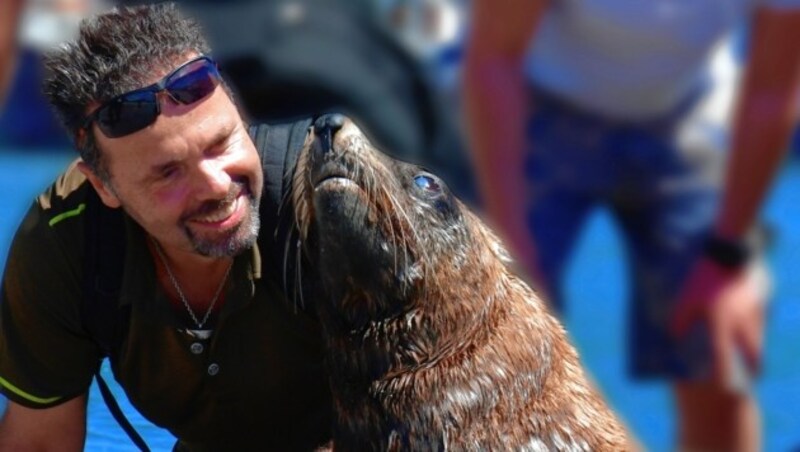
xmin=413 ymin=174 xmax=441 ymax=193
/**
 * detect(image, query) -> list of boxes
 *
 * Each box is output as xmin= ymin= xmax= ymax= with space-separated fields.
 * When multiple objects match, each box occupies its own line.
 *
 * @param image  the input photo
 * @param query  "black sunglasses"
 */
xmin=82 ymin=56 xmax=221 ymax=138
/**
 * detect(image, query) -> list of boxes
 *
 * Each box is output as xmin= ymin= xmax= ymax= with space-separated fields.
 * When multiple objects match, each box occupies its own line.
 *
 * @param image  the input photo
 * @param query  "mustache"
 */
xmin=182 ymin=179 xmax=250 ymax=221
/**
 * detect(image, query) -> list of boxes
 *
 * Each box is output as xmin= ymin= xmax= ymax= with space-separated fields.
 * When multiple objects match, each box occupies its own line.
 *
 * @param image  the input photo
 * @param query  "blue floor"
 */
xmin=0 ymin=149 xmax=798 ymax=451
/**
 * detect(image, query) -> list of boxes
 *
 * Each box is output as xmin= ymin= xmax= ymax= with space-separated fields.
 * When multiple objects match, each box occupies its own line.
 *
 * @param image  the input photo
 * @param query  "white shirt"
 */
xmin=526 ymin=0 xmax=800 ymax=120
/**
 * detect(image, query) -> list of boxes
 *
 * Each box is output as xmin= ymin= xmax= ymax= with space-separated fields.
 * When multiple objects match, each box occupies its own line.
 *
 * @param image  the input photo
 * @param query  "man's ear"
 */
xmin=77 ymin=161 xmax=122 ymax=208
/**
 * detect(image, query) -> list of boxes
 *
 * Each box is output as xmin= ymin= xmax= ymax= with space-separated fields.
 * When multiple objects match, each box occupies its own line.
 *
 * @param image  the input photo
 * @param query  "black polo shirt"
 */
xmin=0 ymin=159 xmax=332 ymax=450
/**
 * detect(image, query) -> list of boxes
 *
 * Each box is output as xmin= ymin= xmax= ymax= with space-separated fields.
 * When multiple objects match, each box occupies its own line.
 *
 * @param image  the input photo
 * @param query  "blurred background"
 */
xmin=0 ymin=0 xmax=798 ymax=450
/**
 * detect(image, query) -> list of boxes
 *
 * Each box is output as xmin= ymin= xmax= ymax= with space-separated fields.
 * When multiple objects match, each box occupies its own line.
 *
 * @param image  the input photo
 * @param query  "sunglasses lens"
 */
xmin=167 ymin=59 xmax=220 ymax=105
xmin=87 ymin=57 xmax=220 ymax=138
xmin=96 ymin=90 xmax=159 ymax=138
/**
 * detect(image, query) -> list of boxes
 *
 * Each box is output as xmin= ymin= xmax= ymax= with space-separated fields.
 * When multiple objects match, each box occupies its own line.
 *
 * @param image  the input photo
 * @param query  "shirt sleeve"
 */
xmin=0 ymin=188 xmax=100 ymax=408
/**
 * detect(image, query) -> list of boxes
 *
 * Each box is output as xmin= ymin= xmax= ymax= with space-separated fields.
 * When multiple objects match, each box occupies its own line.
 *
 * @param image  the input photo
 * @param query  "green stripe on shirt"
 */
xmin=48 ymin=203 xmax=86 ymax=227
xmin=0 ymin=375 xmax=62 ymax=405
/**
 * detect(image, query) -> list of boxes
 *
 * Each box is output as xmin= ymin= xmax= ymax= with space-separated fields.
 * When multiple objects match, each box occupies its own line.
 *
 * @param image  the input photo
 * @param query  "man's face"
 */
xmin=85 ymin=56 xmax=263 ymax=258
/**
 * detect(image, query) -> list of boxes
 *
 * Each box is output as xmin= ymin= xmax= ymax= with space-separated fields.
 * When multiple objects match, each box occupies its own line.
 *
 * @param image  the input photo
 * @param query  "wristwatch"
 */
xmin=702 ymin=234 xmax=752 ymax=270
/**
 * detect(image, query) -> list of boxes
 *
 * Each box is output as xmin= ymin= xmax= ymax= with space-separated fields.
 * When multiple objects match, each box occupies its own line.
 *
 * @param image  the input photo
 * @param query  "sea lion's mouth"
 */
xmin=311 ymin=156 xmax=364 ymax=188
xmin=315 ymin=175 xmax=360 ymax=191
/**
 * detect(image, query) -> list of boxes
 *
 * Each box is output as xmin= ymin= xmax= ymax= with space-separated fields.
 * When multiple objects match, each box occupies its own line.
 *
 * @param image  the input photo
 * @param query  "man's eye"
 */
xmin=414 ymin=174 xmax=442 ymax=193
xmin=159 ymin=165 xmax=179 ymax=180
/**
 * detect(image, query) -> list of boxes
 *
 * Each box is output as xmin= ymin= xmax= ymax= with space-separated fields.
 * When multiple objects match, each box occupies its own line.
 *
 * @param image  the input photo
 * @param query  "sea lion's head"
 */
xmin=289 ymin=115 xmax=631 ymax=451
xmin=292 ymin=114 xmax=510 ymax=334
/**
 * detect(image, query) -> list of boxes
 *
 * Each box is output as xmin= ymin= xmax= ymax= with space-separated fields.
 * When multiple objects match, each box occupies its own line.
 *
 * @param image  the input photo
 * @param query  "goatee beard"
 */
xmin=185 ymin=195 xmax=260 ymax=258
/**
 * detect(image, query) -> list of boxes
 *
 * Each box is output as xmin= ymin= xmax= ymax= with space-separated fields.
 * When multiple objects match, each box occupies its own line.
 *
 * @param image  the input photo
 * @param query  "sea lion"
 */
xmin=290 ymin=114 xmax=631 ymax=450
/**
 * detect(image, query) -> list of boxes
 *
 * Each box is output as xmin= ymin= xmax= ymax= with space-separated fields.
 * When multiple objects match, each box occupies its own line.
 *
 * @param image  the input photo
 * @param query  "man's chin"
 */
xmin=186 ymin=207 xmax=261 ymax=258
xmin=192 ymin=231 xmax=255 ymax=258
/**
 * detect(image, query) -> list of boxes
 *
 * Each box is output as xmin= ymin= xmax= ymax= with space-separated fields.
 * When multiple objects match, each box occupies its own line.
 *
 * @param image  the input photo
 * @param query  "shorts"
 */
xmin=524 ymin=86 xmax=726 ymax=379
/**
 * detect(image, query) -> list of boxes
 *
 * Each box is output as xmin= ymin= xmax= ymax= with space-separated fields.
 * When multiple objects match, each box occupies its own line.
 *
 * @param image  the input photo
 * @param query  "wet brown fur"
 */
xmin=290 ymin=119 xmax=631 ymax=451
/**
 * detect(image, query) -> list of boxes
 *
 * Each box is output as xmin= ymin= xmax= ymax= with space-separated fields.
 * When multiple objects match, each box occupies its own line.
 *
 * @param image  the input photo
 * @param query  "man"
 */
xmin=0 ymin=4 xmax=332 ymax=450
xmin=464 ymin=0 xmax=800 ymax=450
xmin=0 ymin=1 xmax=107 ymax=148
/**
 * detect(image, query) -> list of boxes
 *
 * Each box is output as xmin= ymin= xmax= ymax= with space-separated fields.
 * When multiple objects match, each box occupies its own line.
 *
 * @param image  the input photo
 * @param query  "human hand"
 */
xmin=670 ymin=257 xmax=768 ymax=391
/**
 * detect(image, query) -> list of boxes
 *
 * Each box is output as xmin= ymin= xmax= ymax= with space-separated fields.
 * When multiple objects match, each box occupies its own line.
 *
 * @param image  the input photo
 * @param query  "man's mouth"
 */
xmin=193 ymin=195 xmax=240 ymax=224
xmin=186 ymin=182 xmax=251 ymax=229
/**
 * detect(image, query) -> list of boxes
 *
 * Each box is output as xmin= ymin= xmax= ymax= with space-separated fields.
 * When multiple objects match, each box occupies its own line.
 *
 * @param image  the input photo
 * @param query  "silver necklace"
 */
xmin=151 ymin=238 xmax=233 ymax=329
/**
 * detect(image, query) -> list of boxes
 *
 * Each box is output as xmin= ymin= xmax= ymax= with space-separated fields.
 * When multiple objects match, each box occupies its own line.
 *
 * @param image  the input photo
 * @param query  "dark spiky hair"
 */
xmin=43 ymin=2 xmax=210 ymax=178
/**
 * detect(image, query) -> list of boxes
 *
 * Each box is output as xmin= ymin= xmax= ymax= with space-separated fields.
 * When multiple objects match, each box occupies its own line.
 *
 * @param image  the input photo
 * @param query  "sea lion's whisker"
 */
xmin=294 ymin=236 xmax=307 ymax=311
xmin=281 ymin=229 xmax=295 ymax=305
xmin=386 ymin=191 xmax=426 ymax=293
xmin=384 ymin=189 xmax=410 ymax=290
xmin=381 ymin=190 xmax=402 ymax=278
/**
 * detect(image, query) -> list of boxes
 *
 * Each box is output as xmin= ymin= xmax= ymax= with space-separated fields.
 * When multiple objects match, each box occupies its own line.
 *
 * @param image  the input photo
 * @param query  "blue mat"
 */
xmin=0 ymin=150 xmax=798 ymax=451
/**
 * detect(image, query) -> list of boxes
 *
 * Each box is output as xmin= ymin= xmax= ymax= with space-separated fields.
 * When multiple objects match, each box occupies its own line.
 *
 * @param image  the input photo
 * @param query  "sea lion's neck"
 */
xmin=325 ymin=281 xmax=573 ymax=451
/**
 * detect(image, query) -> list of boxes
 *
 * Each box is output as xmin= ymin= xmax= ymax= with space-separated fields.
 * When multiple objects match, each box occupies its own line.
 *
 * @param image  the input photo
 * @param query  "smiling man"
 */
xmin=0 ymin=4 xmax=332 ymax=450
xmin=82 ymin=53 xmax=264 ymax=260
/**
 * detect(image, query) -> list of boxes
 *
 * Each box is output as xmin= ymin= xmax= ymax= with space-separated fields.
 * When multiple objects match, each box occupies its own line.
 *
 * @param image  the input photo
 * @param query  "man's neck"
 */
xmin=148 ymin=239 xmax=234 ymax=313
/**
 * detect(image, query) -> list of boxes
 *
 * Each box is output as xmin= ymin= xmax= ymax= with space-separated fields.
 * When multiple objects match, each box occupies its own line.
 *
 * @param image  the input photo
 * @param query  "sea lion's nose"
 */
xmin=314 ymin=113 xmax=346 ymax=154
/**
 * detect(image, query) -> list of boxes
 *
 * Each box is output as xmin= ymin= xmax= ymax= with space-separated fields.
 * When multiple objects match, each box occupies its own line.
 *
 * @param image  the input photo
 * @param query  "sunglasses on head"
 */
xmin=82 ymin=55 xmax=221 ymax=138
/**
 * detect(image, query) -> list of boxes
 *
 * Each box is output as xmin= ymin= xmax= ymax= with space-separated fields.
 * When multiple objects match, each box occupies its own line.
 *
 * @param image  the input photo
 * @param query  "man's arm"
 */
xmin=0 ymin=0 xmax=25 ymax=107
xmin=671 ymin=7 xmax=800 ymax=385
xmin=712 ymin=7 xmax=800 ymax=239
xmin=462 ymin=0 xmax=549 ymax=283
xmin=0 ymin=395 xmax=87 ymax=451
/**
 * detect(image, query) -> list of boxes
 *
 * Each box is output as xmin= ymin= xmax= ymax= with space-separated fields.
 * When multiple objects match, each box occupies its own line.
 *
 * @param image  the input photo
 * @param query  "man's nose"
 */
xmin=195 ymin=160 xmax=231 ymax=200
xmin=313 ymin=113 xmax=346 ymax=155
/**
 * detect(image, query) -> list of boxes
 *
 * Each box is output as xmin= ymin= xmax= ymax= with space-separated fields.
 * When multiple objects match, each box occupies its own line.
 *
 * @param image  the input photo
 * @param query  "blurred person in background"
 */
xmin=464 ymin=0 xmax=800 ymax=450
xmin=0 ymin=0 xmax=25 ymax=108
xmin=381 ymin=0 xmax=479 ymax=196
xmin=383 ymin=0 xmax=467 ymax=92
xmin=0 ymin=0 xmax=106 ymax=148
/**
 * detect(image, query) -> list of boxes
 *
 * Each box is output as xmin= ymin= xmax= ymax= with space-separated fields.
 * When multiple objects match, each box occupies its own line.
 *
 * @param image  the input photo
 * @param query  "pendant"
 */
xmin=180 ymin=328 xmax=213 ymax=340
